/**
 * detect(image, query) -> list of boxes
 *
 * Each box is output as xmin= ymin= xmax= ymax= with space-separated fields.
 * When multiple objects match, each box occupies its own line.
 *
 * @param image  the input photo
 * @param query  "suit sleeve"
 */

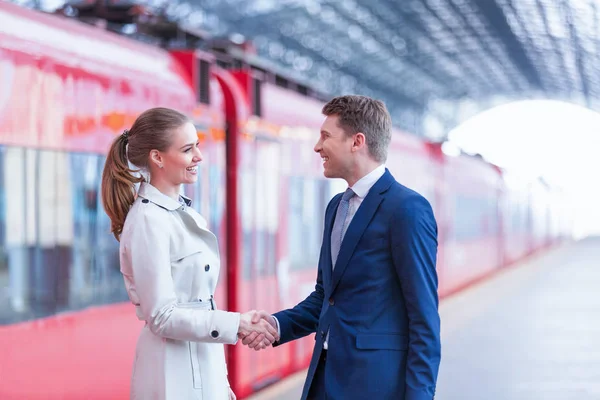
xmin=272 ymin=195 xmax=340 ymax=345
xmin=123 ymin=209 xmax=240 ymax=344
xmin=272 ymin=261 xmax=324 ymax=345
xmin=390 ymin=195 xmax=441 ymax=400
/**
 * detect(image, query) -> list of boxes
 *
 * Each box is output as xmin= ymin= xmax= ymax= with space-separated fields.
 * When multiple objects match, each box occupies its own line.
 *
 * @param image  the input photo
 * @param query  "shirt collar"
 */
xmin=349 ymin=164 xmax=386 ymax=198
xmin=137 ymin=182 xmax=192 ymax=211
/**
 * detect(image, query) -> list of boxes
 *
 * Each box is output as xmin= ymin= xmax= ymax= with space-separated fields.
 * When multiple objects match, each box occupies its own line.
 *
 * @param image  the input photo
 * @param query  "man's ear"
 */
xmin=351 ymin=132 xmax=366 ymax=152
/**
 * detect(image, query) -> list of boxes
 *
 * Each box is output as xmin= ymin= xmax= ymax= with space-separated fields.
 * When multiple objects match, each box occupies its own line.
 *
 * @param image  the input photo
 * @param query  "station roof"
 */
xmin=177 ymin=0 xmax=600 ymax=136
xmin=22 ymin=0 xmax=599 ymax=136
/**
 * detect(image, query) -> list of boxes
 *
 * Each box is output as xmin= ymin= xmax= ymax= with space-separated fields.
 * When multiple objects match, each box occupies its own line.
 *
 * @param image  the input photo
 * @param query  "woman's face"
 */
xmin=159 ymin=122 xmax=203 ymax=185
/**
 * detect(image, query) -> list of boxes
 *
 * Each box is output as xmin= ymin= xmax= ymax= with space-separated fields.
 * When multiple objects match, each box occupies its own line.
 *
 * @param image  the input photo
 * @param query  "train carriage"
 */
xmin=0 ymin=2 xmax=572 ymax=399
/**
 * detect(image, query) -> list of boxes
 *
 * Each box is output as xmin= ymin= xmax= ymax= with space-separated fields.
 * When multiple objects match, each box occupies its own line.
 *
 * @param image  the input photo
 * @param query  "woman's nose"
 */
xmin=194 ymin=149 xmax=203 ymax=162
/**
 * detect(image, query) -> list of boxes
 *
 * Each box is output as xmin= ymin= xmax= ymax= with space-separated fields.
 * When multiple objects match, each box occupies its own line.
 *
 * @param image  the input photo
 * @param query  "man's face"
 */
xmin=314 ymin=115 xmax=354 ymax=180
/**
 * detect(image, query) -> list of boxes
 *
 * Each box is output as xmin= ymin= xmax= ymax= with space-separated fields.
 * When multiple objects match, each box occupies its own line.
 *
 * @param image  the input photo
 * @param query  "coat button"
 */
xmin=329 ymin=298 xmax=334 ymax=306
xmin=205 ymin=264 xmax=210 ymax=272
xmin=142 ymin=199 xmax=149 ymax=203
xmin=211 ymin=330 xmax=219 ymax=338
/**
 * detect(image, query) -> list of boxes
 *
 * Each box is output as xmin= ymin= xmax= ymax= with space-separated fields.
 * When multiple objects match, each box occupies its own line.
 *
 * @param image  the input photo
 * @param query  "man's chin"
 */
xmin=323 ymin=168 xmax=342 ymax=180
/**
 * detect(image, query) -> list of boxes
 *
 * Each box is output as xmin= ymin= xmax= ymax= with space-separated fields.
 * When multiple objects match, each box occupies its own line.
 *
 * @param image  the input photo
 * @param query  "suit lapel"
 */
xmin=322 ymin=194 xmax=341 ymax=287
xmin=330 ymin=170 xmax=394 ymax=293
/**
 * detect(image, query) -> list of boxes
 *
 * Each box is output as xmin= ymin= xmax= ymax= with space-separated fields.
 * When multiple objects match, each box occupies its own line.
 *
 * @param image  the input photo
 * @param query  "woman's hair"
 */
xmin=101 ymin=107 xmax=191 ymax=241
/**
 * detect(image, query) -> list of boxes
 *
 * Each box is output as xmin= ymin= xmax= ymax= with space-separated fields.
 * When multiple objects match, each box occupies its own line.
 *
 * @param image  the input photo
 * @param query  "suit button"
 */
xmin=141 ymin=199 xmax=149 ymax=203
xmin=205 ymin=264 xmax=210 ymax=272
xmin=320 ymin=331 xmax=325 ymax=337
xmin=211 ymin=330 xmax=219 ymax=338
xmin=329 ymin=298 xmax=334 ymax=306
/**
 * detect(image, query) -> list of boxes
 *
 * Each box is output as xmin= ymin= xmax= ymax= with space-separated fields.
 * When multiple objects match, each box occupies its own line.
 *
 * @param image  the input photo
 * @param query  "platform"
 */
xmin=248 ymin=237 xmax=600 ymax=400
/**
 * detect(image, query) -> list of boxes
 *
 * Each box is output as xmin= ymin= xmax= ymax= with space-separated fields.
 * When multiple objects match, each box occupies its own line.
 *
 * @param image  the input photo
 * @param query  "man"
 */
xmin=243 ymin=95 xmax=441 ymax=400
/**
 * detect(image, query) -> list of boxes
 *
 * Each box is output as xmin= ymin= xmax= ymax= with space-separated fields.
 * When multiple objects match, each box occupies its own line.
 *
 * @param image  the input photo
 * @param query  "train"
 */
xmin=0 ymin=2 xmax=572 ymax=399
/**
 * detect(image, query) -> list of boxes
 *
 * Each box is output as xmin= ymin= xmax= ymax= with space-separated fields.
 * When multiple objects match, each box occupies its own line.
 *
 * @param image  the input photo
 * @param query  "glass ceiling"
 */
xmin=170 ymin=0 xmax=600 ymax=135
xmin=12 ymin=0 xmax=600 ymax=136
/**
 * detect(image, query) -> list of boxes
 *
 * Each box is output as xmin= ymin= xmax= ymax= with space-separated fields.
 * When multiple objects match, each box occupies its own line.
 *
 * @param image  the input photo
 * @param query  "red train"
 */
xmin=0 ymin=2 xmax=571 ymax=399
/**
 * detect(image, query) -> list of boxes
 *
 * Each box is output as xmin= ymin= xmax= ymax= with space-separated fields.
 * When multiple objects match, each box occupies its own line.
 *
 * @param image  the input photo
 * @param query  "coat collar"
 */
xmin=329 ymin=169 xmax=395 ymax=293
xmin=137 ymin=182 xmax=191 ymax=211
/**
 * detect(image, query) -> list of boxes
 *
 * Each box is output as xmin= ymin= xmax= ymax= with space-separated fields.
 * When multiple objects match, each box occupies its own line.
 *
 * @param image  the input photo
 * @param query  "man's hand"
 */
xmin=237 ymin=310 xmax=279 ymax=350
xmin=239 ymin=310 xmax=277 ymax=350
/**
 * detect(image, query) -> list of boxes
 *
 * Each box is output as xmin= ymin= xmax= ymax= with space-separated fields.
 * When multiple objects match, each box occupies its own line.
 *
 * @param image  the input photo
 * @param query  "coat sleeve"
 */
xmin=390 ymin=195 xmax=441 ymax=400
xmin=123 ymin=209 xmax=240 ymax=344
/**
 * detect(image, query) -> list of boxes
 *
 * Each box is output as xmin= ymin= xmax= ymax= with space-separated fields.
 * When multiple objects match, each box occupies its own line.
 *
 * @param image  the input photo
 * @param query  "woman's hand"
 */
xmin=238 ymin=310 xmax=279 ymax=349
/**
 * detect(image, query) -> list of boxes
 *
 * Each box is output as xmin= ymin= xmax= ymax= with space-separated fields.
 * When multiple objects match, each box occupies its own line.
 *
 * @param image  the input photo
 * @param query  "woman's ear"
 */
xmin=149 ymin=150 xmax=163 ymax=169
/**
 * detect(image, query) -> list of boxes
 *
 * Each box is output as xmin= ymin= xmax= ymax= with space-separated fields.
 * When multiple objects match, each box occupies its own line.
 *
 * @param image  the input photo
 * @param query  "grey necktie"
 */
xmin=330 ymin=188 xmax=355 ymax=268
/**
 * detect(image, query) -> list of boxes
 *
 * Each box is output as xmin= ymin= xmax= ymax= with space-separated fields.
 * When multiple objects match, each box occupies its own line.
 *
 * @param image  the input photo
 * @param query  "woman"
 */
xmin=101 ymin=107 xmax=277 ymax=400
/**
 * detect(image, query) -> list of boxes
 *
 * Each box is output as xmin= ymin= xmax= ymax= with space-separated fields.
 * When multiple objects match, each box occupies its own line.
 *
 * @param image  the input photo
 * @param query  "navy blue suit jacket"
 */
xmin=274 ymin=169 xmax=441 ymax=400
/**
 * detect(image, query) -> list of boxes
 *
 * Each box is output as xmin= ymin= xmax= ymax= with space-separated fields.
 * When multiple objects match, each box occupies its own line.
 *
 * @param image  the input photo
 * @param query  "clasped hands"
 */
xmin=237 ymin=310 xmax=277 ymax=351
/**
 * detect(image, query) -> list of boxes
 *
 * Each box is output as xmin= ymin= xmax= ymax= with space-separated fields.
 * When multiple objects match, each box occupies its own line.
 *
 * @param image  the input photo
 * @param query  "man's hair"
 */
xmin=322 ymin=95 xmax=392 ymax=162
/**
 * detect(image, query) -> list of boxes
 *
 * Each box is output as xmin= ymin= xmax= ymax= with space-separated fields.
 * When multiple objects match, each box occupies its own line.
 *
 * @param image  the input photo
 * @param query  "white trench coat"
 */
xmin=119 ymin=182 xmax=240 ymax=400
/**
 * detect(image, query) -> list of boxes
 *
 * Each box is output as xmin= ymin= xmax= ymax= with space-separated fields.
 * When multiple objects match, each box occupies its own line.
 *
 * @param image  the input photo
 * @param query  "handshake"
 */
xmin=237 ymin=310 xmax=278 ymax=351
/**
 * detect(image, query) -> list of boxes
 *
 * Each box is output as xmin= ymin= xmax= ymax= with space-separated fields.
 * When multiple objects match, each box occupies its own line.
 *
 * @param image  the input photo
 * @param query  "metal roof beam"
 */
xmin=561 ymin=0 xmax=591 ymax=104
xmin=271 ymin=23 xmax=425 ymax=108
xmin=324 ymin=1 xmax=450 ymax=94
xmin=498 ymin=0 xmax=553 ymax=94
xmin=415 ymin=0 xmax=500 ymax=92
xmin=533 ymin=0 xmax=574 ymax=96
xmin=472 ymin=0 xmax=543 ymax=89
xmin=373 ymin=0 xmax=481 ymax=97
xmin=441 ymin=0 xmax=521 ymax=92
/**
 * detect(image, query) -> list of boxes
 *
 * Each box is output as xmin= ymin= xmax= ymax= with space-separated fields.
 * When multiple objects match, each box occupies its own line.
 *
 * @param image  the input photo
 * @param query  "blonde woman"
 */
xmin=101 ymin=107 xmax=278 ymax=400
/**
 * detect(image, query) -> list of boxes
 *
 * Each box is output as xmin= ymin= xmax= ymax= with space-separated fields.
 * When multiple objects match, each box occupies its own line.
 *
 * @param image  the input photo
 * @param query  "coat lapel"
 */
xmin=138 ymin=183 xmax=216 ymax=245
xmin=330 ymin=170 xmax=394 ymax=293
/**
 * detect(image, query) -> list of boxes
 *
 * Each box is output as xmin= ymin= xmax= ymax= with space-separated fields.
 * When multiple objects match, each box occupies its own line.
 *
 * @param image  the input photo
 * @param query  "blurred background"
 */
xmin=0 ymin=0 xmax=599 ymax=399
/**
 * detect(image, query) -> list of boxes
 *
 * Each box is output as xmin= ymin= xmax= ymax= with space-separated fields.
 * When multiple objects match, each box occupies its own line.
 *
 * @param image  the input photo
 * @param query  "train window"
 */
xmin=297 ymin=84 xmax=309 ymax=96
xmin=254 ymin=141 xmax=279 ymax=277
xmin=240 ymin=165 xmax=255 ymax=280
xmin=252 ymin=78 xmax=262 ymax=117
xmin=275 ymin=75 xmax=288 ymax=88
xmin=451 ymin=194 xmax=499 ymax=241
xmin=0 ymin=147 xmax=30 ymax=324
xmin=208 ymin=164 xmax=223 ymax=235
xmin=71 ymin=153 xmax=118 ymax=308
xmin=0 ymin=147 xmax=7 ymax=323
xmin=288 ymin=176 xmax=323 ymax=270
xmin=216 ymin=58 xmax=231 ymax=69
xmin=0 ymin=149 xmax=130 ymax=326
xmin=512 ymin=196 xmax=528 ymax=234
xmin=198 ymin=59 xmax=210 ymax=105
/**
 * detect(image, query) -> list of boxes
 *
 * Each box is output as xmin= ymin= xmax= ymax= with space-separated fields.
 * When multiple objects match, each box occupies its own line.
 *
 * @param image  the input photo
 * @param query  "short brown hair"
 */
xmin=322 ymin=95 xmax=392 ymax=162
xmin=100 ymin=107 xmax=190 ymax=240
